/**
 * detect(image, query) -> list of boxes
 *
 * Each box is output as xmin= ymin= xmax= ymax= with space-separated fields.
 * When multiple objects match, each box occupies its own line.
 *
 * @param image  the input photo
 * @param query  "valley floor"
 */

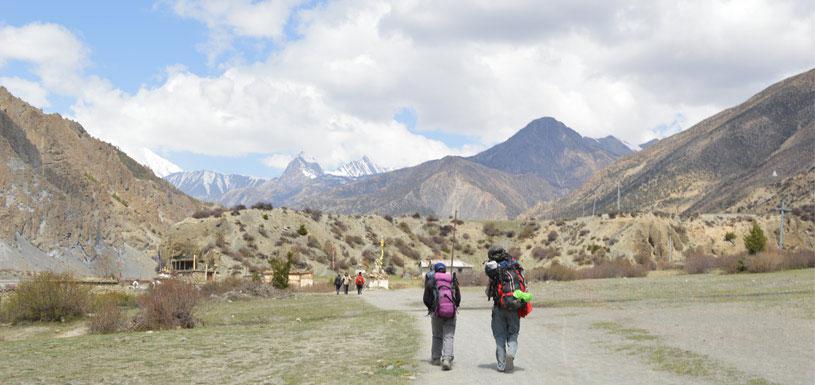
xmin=1 ymin=270 xmax=812 ymax=384
xmin=364 ymin=269 xmax=815 ymax=385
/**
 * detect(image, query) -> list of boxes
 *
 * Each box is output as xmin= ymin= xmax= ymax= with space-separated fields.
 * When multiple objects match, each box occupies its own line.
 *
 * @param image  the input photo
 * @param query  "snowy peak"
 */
xmin=139 ymin=148 xmax=182 ymax=177
xmin=328 ymin=156 xmax=387 ymax=178
xmin=281 ymin=153 xmax=324 ymax=181
xmin=591 ymin=135 xmax=636 ymax=157
xmin=165 ymin=170 xmax=266 ymax=202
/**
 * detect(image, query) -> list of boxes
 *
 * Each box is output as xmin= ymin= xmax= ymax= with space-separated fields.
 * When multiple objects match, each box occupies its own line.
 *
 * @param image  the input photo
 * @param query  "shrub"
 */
xmin=344 ymin=235 xmax=365 ymax=247
xmin=529 ymin=262 xmax=577 ymax=281
xmin=251 ymin=202 xmax=274 ymax=210
xmin=724 ymin=232 xmax=737 ymax=243
xmin=532 ymin=247 xmax=558 ymax=261
xmin=412 ymin=212 xmax=421 ymax=219
xmin=262 ymin=214 xmax=269 ymax=220
xmin=743 ymin=222 xmax=767 ymax=254
xmin=88 ymin=299 xmax=125 ymax=334
xmin=683 ymin=248 xmax=717 ymax=274
xmin=718 ymin=254 xmax=747 ymax=274
xmin=398 ymin=222 xmax=412 ymax=234
xmin=744 ymin=253 xmax=785 ymax=273
xmin=426 ymin=215 xmax=439 ymax=223
xmin=579 ymin=259 xmax=648 ymax=280
xmin=391 ymin=254 xmax=405 ymax=267
xmin=547 ymin=231 xmax=559 ymax=242
xmin=307 ymin=236 xmax=321 ymax=249
xmin=303 ymin=207 xmax=323 ymax=222
xmin=482 ymin=222 xmax=502 ymax=237
xmin=384 ymin=264 xmax=397 ymax=275
xmin=383 ymin=215 xmax=394 ymax=223
xmin=133 ymin=280 xmax=198 ymax=330
xmin=243 ymin=233 xmax=255 ymax=242
xmin=1 ymin=272 xmax=91 ymax=323
xmin=297 ymin=224 xmax=308 ymax=236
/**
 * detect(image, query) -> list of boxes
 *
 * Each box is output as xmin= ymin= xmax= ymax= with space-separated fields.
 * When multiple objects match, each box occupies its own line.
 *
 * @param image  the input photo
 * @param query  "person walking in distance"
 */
xmin=341 ymin=273 xmax=351 ymax=295
xmin=334 ymin=273 xmax=342 ymax=295
xmin=423 ymin=262 xmax=461 ymax=371
xmin=485 ymin=246 xmax=532 ymax=373
xmin=355 ymin=272 xmax=366 ymax=295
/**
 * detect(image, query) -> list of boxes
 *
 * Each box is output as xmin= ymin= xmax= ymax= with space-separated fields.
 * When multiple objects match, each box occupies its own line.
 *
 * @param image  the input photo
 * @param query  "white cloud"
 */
xmin=0 ymin=23 xmax=88 ymax=96
xmin=171 ymin=0 xmax=304 ymax=62
xmin=0 ymin=77 xmax=49 ymax=108
xmin=3 ymin=1 xmax=815 ymax=175
xmin=262 ymin=154 xmax=293 ymax=169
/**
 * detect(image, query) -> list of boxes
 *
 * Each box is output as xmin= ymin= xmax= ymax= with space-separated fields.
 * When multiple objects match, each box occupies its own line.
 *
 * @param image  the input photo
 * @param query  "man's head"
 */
xmin=488 ymin=245 xmax=507 ymax=261
xmin=433 ymin=262 xmax=446 ymax=273
xmin=357 ymin=272 xmax=362 ymax=276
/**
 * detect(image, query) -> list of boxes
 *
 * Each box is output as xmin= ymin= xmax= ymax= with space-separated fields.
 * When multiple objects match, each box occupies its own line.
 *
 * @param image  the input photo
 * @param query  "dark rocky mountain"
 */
xmin=221 ymin=118 xmax=633 ymax=219
xmin=164 ymin=170 xmax=265 ymax=202
xmin=594 ymin=136 xmax=636 ymax=157
xmin=469 ymin=117 xmax=631 ymax=190
xmin=639 ymin=138 xmax=660 ymax=150
xmin=548 ymin=68 xmax=815 ymax=217
xmin=294 ymin=156 xmax=558 ymax=219
xmin=0 ymin=87 xmax=200 ymax=277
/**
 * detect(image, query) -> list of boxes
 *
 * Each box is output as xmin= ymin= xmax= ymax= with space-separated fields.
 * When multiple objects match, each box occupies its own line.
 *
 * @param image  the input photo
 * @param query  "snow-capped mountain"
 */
xmin=164 ymin=170 xmax=266 ymax=202
xmin=139 ymin=148 xmax=182 ymax=177
xmin=327 ymin=156 xmax=388 ymax=178
xmin=280 ymin=153 xmax=324 ymax=182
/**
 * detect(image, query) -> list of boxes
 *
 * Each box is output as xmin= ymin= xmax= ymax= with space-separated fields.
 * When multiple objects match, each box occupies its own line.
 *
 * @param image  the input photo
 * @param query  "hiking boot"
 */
xmin=505 ymin=354 xmax=514 ymax=373
xmin=441 ymin=358 xmax=452 ymax=371
xmin=430 ymin=359 xmax=441 ymax=366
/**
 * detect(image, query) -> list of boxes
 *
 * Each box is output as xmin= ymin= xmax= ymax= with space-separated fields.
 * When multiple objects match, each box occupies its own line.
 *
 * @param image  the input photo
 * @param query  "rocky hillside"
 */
xmin=469 ymin=117 xmax=633 ymax=190
xmin=163 ymin=206 xmax=815 ymax=281
xmin=546 ymin=68 xmax=815 ymax=218
xmin=0 ymin=87 xmax=200 ymax=278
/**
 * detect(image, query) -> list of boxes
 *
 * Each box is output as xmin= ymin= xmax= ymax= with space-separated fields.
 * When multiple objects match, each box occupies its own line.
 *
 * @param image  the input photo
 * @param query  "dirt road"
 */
xmin=364 ymin=273 xmax=815 ymax=385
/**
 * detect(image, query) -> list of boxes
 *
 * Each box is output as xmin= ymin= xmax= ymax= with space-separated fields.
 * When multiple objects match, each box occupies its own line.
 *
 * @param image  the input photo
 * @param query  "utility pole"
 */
xmin=592 ymin=197 xmax=596 ymax=216
xmin=776 ymin=199 xmax=789 ymax=249
xmin=450 ymin=210 xmax=458 ymax=268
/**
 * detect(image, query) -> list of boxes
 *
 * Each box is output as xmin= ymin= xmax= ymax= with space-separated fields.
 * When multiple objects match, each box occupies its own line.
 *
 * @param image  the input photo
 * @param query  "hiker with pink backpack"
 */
xmin=423 ymin=262 xmax=461 ymax=371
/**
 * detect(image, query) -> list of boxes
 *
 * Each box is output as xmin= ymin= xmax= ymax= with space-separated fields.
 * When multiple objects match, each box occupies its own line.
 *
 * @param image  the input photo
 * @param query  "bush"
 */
xmin=297 ymin=224 xmax=308 ymax=236
xmin=743 ymin=222 xmax=767 ymax=254
xmin=547 ymin=231 xmax=559 ymax=242
xmin=412 ymin=212 xmax=421 ymax=219
xmin=482 ymin=222 xmax=502 ymax=237
xmin=718 ymin=254 xmax=747 ymax=274
xmin=426 ymin=215 xmax=439 ymax=223
xmin=579 ymin=259 xmax=648 ymax=280
xmin=133 ymin=280 xmax=198 ymax=330
xmin=251 ymin=202 xmax=274 ymax=210
xmin=683 ymin=248 xmax=717 ymax=274
xmin=1 ymin=272 xmax=91 ymax=323
xmin=529 ymin=262 xmax=577 ymax=281
xmin=383 ymin=215 xmax=394 ymax=223
xmin=88 ymin=299 xmax=125 ymax=334
xmin=344 ymin=235 xmax=365 ymax=247
xmin=398 ymin=222 xmax=412 ymax=234
xmin=724 ymin=232 xmax=737 ymax=243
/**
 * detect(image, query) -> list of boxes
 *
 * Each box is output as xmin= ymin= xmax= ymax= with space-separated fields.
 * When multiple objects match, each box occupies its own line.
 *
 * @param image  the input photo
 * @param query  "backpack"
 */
xmin=334 ymin=276 xmax=342 ymax=287
xmin=355 ymin=275 xmax=365 ymax=286
xmin=493 ymin=260 xmax=530 ymax=313
xmin=432 ymin=272 xmax=457 ymax=319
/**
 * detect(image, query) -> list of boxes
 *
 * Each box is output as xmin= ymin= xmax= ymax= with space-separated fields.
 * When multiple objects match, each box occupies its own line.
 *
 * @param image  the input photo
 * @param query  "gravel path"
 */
xmin=364 ymin=287 xmax=815 ymax=385
xmin=364 ymin=288 xmax=698 ymax=385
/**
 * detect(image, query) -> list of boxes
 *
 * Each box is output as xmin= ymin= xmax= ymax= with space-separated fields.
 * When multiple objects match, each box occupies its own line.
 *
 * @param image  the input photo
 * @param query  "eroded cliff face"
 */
xmin=0 ymin=87 xmax=200 ymax=278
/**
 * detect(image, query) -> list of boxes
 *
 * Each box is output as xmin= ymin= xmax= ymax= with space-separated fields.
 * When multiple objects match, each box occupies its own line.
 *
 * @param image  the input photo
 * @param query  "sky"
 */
xmin=1 ymin=0 xmax=813 ymax=178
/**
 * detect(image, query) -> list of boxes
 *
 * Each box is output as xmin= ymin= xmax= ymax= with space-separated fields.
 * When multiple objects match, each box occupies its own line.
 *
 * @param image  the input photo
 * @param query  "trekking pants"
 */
xmin=431 ymin=315 xmax=456 ymax=361
xmin=356 ymin=284 xmax=363 ymax=295
xmin=343 ymin=284 xmax=349 ymax=294
xmin=335 ymin=285 xmax=341 ymax=295
xmin=491 ymin=306 xmax=520 ymax=371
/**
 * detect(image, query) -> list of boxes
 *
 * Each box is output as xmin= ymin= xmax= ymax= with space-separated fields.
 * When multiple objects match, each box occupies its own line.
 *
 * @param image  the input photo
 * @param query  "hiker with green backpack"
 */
xmin=423 ymin=262 xmax=461 ymax=370
xmin=485 ymin=246 xmax=533 ymax=373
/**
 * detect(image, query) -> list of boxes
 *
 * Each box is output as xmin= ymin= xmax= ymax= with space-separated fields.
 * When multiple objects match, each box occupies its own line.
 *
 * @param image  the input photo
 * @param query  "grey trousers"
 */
xmin=431 ymin=315 xmax=456 ymax=361
xmin=491 ymin=306 xmax=520 ymax=371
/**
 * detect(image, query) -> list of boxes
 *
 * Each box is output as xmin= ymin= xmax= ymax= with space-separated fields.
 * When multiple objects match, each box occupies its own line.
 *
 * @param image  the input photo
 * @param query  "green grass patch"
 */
xmin=596 ymin=321 xmax=778 ymax=384
xmin=111 ymin=192 xmax=129 ymax=207
xmin=0 ymin=294 xmax=418 ymax=385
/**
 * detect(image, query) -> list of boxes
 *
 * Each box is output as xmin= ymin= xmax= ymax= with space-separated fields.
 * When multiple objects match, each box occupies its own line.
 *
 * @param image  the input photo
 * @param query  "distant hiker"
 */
xmin=423 ymin=262 xmax=461 ymax=371
xmin=485 ymin=246 xmax=532 ymax=373
xmin=355 ymin=272 xmax=365 ymax=295
xmin=334 ymin=273 xmax=342 ymax=295
xmin=342 ymin=273 xmax=351 ymax=295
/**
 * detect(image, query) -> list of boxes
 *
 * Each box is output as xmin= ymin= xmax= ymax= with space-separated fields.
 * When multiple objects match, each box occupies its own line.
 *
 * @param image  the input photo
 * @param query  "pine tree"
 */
xmin=743 ymin=222 xmax=767 ymax=255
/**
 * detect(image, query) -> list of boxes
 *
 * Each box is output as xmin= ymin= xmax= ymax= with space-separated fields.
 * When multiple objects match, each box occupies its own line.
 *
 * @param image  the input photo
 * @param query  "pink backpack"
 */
xmin=433 ymin=273 xmax=456 ymax=319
